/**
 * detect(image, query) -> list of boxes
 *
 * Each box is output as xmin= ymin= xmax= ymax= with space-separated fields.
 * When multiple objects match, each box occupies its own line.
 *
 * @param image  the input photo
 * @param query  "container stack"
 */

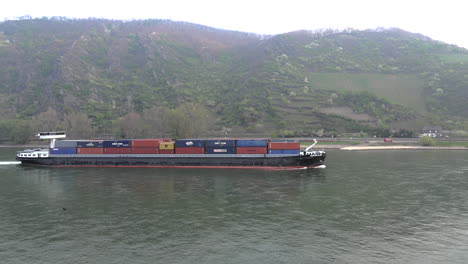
xmin=268 ymin=140 xmax=300 ymax=155
xmin=51 ymin=140 xmax=78 ymax=154
xmin=131 ymin=139 xmax=160 ymax=154
xmin=103 ymin=140 xmax=132 ymax=154
xmin=175 ymin=139 xmax=205 ymax=154
xmin=159 ymin=142 xmax=175 ymax=154
xmin=77 ymin=141 xmax=104 ymax=154
xmin=205 ymin=139 xmax=236 ymax=154
xmin=236 ymin=139 xmax=268 ymax=154
xmin=50 ymin=138 xmax=304 ymax=156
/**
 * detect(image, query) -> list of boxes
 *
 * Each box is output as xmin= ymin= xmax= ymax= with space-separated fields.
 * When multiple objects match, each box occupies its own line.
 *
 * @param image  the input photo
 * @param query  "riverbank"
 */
xmin=0 ymin=144 xmax=46 ymax=148
xmin=340 ymin=145 xmax=467 ymax=150
xmin=303 ymin=142 xmax=468 ymax=150
xmin=302 ymin=138 xmax=468 ymax=150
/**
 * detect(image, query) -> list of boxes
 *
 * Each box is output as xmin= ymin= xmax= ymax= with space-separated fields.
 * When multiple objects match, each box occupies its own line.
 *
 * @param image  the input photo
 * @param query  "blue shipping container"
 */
xmin=205 ymin=147 xmax=236 ymax=154
xmin=50 ymin=147 xmax=77 ymax=154
xmin=103 ymin=140 xmax=131 ymax=148
xmin=77 ymin=141 xmax=103 ymax=148
xmin=236 ymin=139 xmax=268 ymax=147
xmin=269 ymin=149 xmax=300 ymax=155
xmin=175 ymin=139 xmax=205 ymax=148
xmin=205 ymin=140 xmax=236 ymax=147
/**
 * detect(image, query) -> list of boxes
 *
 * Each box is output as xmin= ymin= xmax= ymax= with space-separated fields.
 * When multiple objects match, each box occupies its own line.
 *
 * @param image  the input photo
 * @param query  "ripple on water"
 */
xmin=1 ymin=149 xmax=468 ymax=263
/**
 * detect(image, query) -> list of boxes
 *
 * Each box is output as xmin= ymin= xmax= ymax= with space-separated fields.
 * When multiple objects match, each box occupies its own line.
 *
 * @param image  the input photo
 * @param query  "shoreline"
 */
xmin=0 ymin=145 xmax=47 ymax=148
xmin=302 ymin=144 xmax=467 ymax=150
xmin=339 ymin=145 xmax=467 ymax=150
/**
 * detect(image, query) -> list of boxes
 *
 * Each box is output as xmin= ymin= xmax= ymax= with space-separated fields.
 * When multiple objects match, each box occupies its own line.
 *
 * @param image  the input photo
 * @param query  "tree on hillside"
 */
xmin=0 ymin=119 xmax=32 ymax=144
xmin=166 ymin=103 xmax=211 ymax=138
xmin=118 ymin=112 xmax=145 ymax=138
xmin=142 ymin=106 xmax=168 ymax=137
xmin=12 ymin=121 xmax=32 ymax=144
xmin=33 ymin=108 xmax=62 ymax=132
xmin=65 ymin=112 xmax=94 ymax=139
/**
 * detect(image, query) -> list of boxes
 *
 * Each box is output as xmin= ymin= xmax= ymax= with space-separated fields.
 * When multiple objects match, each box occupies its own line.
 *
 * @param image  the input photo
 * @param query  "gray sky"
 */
xmin=2 ymin=0 xmax=467 ymax=48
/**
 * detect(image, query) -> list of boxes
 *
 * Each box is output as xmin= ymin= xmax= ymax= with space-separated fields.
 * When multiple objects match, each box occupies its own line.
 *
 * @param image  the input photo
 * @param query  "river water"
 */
xmin=1 ymin=148 xmax=467 ymax=263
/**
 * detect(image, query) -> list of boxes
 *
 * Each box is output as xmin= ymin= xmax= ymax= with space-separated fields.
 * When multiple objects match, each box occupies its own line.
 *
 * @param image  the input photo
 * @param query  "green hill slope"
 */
xmin=0 ymin=18 xmax=467 ymax=141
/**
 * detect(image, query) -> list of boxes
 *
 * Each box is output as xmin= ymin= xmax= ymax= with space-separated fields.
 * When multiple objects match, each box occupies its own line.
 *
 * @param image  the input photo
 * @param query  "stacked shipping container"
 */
xmin=159 ymin=142 xmax=175 ymax=154
xmin=205 ymin=139 xmax=236 ymax=154
xmin=175 ymin=140 xmax=205 ymax=154
xmin=236 ymin=139 xmax=268 ymax=154
xmin=103 ymin=140 xmax=132 ymax=154
xmin=77 ymin=141 xmax=104 ymax=154
xmin=131 ymin=139 xmax=160 ymax=154
xmin=268 ymin=140 xmax=301 ymax=155
xmin=75 ymin=139 xmax=170 ymax=154
xmin=51 ymin=138 xmax=301 ymax=156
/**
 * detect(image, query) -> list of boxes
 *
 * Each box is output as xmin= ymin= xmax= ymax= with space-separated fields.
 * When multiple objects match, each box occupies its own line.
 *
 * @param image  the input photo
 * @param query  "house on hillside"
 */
xmin=420 ymin=126 xmax=442 ymax=137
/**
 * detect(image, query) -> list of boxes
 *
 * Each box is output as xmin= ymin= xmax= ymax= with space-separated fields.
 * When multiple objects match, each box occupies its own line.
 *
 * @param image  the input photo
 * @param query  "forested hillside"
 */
xmin=1 ymin=18 xmax=467 ymax=142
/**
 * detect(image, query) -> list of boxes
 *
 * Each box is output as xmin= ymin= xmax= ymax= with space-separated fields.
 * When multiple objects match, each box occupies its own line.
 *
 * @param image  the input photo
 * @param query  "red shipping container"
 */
xmin=159 ymin=149 xmax=175 ymax=154
xmin=175 ymin=147 xmax=205 ymax=154
xmin=132 ymin=139 xmax=160 ymax=148
xmin=269 ymin=142 xmax=300 ymax=150
xmin=130 ymin=147 xmax=159 ymax=154
xmin=160 ymin=138 xmax=172 ymax=142
xmin=77 ymin=148 xmax=104 ymax=154
xmin=104 ymin=148 xmax=132 ymax=154
xmin=236 ymin=147 xmax=267 ymax=154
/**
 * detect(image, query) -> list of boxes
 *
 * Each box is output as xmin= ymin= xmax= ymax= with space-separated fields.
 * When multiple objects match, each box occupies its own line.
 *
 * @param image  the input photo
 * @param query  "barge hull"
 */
xmin=18 ymin=154 xmax=325 ymax=170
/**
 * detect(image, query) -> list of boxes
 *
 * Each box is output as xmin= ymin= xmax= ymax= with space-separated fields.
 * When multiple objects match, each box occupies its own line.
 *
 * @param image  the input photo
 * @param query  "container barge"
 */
xmin=16 ymin=132 xmax=326 ymax=170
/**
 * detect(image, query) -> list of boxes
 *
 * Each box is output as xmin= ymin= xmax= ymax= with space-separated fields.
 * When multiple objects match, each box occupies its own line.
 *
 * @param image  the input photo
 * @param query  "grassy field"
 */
xmin=433 ymin=141 xmax=468 ymax=147
xmin=302 ymin=140 xmax=468 ymax=148
xmin=301 ymin=141 xmax=361 ymax=145
xmin=307 ymin=73 xmax=426 ymax=114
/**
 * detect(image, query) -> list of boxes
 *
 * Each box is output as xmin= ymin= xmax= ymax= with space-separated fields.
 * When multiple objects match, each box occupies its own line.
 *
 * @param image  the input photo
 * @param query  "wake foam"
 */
xmin=0 ymin=161 xmax=21 ymax=165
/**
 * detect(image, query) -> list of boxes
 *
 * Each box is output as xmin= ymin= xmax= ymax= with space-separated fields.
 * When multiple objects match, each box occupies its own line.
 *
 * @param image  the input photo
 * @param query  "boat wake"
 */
xmin=314 ymin=165 xmax=327 ymax=169
xmin=0 ymin=161 xmax=21 ymax=165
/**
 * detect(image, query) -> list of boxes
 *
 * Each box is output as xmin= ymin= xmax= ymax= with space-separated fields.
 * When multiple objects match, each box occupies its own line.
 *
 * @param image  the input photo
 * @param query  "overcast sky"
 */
xmin=2 ymin=0 xmax=467 ymax=48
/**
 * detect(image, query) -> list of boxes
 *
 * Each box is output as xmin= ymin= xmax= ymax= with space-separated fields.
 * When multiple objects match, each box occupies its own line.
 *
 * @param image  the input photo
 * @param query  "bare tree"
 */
xmin=33 ymin=107 xmax=63 ymax=132
xmin=142 ymin=106 xmax=168 ymax=137
xmin=118 ymin=112 xmax=145 ymax=138
xmin=65 ymin=112 xmax=94 ymax=139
